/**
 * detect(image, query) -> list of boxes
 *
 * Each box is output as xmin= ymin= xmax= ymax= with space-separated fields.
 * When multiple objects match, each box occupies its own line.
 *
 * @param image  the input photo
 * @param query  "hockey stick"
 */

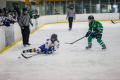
xmin=21 ymin=52 xmax=42 ymax=59
xmin=111 ymin=20 xmax=115 ymax=24
xmin=111 ymin=19 xmax=120 ymax=24
xmin=65 ymin=32 xmax=93 ymax=44
xmin=65 ymin=36 xmax=85 ymax=44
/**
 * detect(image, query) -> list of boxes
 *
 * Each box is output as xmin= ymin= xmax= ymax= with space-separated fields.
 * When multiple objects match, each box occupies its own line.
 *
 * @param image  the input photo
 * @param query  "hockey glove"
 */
xmin=44 ymin=48 xmax=49 ymax=54
xmin=49 ymin=46 xmax=54 ymax=51
xmin=85 ymin=31 xmax=91 ymax=37
xmin=44 ymin=46 xmax=55 ymax=54
xmin=90 ymin=33 xmax=96 ymax=38
xmin=48 ymin=46 xmax=55 ymax=54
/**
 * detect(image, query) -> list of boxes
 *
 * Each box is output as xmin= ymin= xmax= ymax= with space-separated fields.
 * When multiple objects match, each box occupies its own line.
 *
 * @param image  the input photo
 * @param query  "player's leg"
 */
xmin=71 ymin=17 xmax=73 ymax=29
xmin=86 ymin=36 xmax=93 ymax=49
xmin=22 ymin=44 xmax=46 ymax=53
xmin=23 ymin=48 xmax=41 ymax=53
xmin=97 ymin=38 xmax=106 ymax=49
xmin=69 ymin=17 xmax=72 ymax=29
xmin=45 ymin=46 xmax=55 ymax=54
xmin=26 ymin=26 xmax=30 ymax=45
xmin=21 ymin=27 xmax=26 ymax=46
xmin=96 ymin=34 xmax=106 ymax=49
xmin=24 ymin=27 xmax=28 ymax=46
xmin=86 ymin=33 xmax=97 ymax=49
xmin=68 ymin=17 xmax=71 ymax=30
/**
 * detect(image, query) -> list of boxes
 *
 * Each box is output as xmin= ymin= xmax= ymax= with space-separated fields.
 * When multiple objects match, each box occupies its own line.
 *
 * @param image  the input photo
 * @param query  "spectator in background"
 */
xmin=19 ymin=8 xmax=33 ymax=47
xmin=27 ymin=9 xmax=30 ymax=15
xmin=3 ymin=8 xmax=8 ymax=15
xmin=9 ymin=10 xmax=14 ymax=19
xmin=14 ymin=4 xmax=20 ymax=17
xmin=13 ymin=10 xmax=19 ymax=22
xmin=32 ymin=10 xmax=39 ymax=19
xmin=55 ymin=9 xmax=57 ymax=13
xmin=0 ymin=9 xmax=4 ymax=25
xmin=4 ymin=12 xmax=10 ymax=20
xmin=3 ymin=12 xmax=13 ymax=27
xmin=28 ymin=10 xmax=33 ymax=19
xmin=14 ymin=4 xmax=19 ymax=11
xmin=54 ymin=9 xmax=60 ymax=14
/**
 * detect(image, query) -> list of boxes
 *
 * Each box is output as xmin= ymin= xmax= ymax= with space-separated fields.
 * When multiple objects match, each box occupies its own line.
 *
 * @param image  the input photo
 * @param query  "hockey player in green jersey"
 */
xmin=85 ymin=15 xmax=106 ymax=50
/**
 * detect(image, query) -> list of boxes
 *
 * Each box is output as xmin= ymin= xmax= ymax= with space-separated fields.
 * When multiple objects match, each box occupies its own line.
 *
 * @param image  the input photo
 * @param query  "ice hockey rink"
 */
xmin=0 ymin=21 xmax=120 ymax=80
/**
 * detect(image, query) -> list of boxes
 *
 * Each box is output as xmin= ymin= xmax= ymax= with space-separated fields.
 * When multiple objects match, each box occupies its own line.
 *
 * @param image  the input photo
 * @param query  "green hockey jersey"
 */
xmin=28 ymin=13 xmax=33 ymax=18
xmin=88 ymin=20 xmax=103 ymax=34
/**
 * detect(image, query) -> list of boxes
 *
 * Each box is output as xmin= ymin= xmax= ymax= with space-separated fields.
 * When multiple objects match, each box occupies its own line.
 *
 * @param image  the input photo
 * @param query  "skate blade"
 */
xmin=86 ymin=48 xmax=91 ymax=50
xmin=102 ymin=49 xmax=107 ymax=51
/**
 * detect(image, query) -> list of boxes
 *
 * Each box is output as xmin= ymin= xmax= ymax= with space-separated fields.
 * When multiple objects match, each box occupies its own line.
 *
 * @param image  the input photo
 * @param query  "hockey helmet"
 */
xmin=9 ymin=10 xmax=13 ymax=13
xmin=23 ymin=8 xmax=27 ymax=11
xmin=0 ymin=9 xmax=3 ymax=13
xmin=51 ymin=34 xmax=57 ymax=41
xmin=88 ymin=15 xmax=94 ymax=20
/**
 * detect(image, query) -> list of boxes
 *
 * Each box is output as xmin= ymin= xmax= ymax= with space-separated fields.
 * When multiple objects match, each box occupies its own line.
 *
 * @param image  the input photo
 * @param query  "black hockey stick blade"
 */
xmin=111 ymin=20 xmax=115 ymax=24
xmin=65 ymin=36 xmax=85 ymax=44
xmin=21 ymin=53 xmax=28 ymax=59
xmin=21 ymin=52 xmax=40 ymax=59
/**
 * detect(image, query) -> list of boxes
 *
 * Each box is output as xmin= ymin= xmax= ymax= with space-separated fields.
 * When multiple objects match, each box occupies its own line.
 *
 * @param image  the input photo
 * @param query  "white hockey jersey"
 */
xmin=0 ymin=16 xmax=4 ymax=25
xmin=9 ymin=13 xmax=14 ymax=19
xmin=45 ymin=39 xmax=60 ymax=51
xmin=4 ymin=15 xmax=13 ymax=20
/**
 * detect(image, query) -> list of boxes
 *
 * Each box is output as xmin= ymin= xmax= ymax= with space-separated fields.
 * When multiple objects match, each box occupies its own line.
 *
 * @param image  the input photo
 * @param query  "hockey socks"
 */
xmin=23 ymin=48 xmax=41 ymax=53
xmin=97 ymin=38 xmax=105 ymax=47
xmin=87 ymin=36 xmax=106 ymax=48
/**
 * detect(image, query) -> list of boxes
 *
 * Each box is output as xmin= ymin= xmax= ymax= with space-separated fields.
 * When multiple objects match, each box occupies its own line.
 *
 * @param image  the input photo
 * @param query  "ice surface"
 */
xmin=0 ymin=21 xmax=120 ymax=80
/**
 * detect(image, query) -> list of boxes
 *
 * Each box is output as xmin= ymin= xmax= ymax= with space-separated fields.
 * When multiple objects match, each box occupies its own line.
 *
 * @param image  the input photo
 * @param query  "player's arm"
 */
xmin=85 ymin=24 xmax=92 ymax=37
xmin=96 ymin=22 xmax=103 ymax=34
xmin=45 ymin=40 xmax=60 ymax=54
xmin=29 ymin=16 xmax=33 ymax=26
xmin=74 ymin=10 xmax=76 ymax=20
xmin=53 ymin=41 xmax=60 ymax=51
xmin=18 ymin=15 xmax=24 ymax=27
xmin=66 ymin=10 xmax=69 ymax=19
xmin=88 ymin=24 xmax=92 ymax=32
xmin=45 ymin=39 xmax=50 ymax=49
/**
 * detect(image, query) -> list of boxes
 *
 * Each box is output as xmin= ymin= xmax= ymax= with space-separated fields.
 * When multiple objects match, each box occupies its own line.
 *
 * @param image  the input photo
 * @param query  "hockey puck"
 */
xmin=18 ymin=57 xmax=21 ymax=59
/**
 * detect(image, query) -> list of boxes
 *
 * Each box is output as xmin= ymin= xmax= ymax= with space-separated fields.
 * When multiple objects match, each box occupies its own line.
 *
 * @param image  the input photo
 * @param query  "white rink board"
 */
xmin=0 ymin=26 xmax=5 ymax=50
xmin=14 ymin=23 xmax=22 ymax=42
xmin=0 ymin=19 xmax=36 ymax=51
xmin=38 ymin=13 xmax=119 ymax=26
xmin=0 ymin=21 xmax=120 ymax=80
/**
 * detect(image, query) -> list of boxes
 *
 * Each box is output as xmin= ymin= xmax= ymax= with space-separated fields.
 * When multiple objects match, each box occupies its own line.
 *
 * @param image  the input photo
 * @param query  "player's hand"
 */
xmin=49 ymin=46 xmax=54 ymax=51
xmin=74 ymin=18 xmax=75 ymax=20
xmin=32 ymin=24 xmax=33 ymax=27
xmin=85 ymin=31 xmax=91 ymax=37
xmin=22 ymin=27 xmax=24 ymax=29
xmin=44 ymin=48 xmax=48 ymax=52
xmin=66 ymin=18 xmax=67 ymax=20
xmin=44 ymin=48 xmax=49 ymax=54
xmin=90 ymin=33 xmax=96 ymax=38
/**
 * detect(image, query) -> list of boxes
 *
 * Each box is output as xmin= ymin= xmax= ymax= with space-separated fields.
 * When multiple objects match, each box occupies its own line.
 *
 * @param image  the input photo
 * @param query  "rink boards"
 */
xmin=0 ymin=13 xmax=119 ymax=54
